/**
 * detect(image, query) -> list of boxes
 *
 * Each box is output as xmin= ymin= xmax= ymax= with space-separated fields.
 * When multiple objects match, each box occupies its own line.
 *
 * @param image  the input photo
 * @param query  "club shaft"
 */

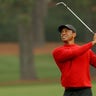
xmin=56 ymin=2 xmax=94 ymax=34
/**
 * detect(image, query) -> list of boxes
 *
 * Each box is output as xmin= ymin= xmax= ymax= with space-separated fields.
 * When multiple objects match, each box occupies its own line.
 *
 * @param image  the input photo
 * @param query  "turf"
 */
xmin=35 ymin=54 xmax=60 ymax=78
xmin=0 ymin=54 xmax=60 ymax=82
xmin=0 ymin=83 xmax=96 ymax=96
xmin=0 ymin=84 xmax=64 ymax=96
xmin=0 ymin=54 xmax=96 ymax=96
xmin=0 ymin=55 xmax=20 ymax=82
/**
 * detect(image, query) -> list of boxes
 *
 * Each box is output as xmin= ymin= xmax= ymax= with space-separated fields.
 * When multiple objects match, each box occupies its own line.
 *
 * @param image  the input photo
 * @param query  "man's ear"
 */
xmin=73 ymin=32 xmax=76 ymax=38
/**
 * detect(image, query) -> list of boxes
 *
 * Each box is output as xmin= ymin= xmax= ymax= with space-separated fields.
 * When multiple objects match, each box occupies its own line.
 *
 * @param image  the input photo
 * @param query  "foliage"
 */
xmin=45 ymin=0 xmax=96 ymax=42
xmin=0 ymin=0 xmax=96 ymax=42
xmin=0 ymin=0 xmax=33 ymax=42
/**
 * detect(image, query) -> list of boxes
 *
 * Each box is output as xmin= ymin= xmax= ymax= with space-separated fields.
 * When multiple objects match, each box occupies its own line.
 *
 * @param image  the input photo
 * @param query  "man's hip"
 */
xmin=63 ymin=87 xmax=92 ymax=96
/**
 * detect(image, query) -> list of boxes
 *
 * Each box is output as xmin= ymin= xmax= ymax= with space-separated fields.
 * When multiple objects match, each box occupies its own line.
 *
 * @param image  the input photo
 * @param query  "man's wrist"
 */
xmin=92 ymin=41 xmax=96 ymax=45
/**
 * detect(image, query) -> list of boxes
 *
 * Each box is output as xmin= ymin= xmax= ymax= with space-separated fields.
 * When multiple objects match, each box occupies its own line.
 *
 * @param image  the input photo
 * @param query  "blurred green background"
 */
xmin=0 ymin=0 xmax=96 ymax=96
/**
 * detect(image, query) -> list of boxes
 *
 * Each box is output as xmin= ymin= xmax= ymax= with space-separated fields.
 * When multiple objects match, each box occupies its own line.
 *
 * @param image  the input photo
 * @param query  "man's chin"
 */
xmin=61 ymin=39 xmax=68 ymax=42
xmin=62 ymin=40 xmax=68 ymax=43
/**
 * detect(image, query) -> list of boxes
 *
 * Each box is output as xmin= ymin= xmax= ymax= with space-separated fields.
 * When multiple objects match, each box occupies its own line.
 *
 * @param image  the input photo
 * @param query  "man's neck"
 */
xmin=64 ymin=40 xmax=75 ymax=45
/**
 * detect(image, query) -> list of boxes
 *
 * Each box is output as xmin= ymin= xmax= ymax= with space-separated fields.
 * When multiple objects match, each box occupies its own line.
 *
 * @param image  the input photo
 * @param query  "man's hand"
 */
xmin=92 ymin=33 xmax=96 ymax=45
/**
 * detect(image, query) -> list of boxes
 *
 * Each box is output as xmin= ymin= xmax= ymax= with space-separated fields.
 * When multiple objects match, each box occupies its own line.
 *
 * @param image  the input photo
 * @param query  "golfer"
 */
xmin=52 ymin=24 xmax=96 ymax=96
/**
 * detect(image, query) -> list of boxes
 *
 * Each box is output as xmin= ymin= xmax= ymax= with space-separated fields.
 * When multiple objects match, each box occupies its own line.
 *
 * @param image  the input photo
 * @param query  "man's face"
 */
xmin=60 ymin=28 xmax=76 ymax=42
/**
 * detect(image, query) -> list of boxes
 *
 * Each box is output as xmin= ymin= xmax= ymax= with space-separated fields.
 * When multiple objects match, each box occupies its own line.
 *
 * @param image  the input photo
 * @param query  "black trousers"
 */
xmin=63 ymin=87 xmax=92 ymax=96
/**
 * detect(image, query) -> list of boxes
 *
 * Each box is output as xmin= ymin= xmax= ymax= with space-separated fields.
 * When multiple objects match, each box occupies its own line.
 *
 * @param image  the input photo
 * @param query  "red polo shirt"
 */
xmin=52 ymin=42 xmax=96 ymax=88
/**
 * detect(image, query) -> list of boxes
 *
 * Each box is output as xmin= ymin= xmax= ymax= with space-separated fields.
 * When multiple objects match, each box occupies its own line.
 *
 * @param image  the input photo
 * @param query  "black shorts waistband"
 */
xmin=65 ymin=87 xmax=91 ymax=91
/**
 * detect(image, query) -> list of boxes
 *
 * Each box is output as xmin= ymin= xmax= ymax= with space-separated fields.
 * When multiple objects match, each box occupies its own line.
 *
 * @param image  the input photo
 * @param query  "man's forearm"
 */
xmin=92 ymin=41 xmax=96 ymax=46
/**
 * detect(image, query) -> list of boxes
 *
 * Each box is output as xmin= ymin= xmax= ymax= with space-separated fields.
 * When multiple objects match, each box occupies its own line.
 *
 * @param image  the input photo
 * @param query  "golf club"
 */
xmin=56 ymin=2 xmax=94 ymax=34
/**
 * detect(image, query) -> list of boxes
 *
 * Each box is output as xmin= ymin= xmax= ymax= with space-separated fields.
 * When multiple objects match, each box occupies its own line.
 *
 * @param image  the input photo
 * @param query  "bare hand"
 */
xmin=92 ymin=33 xmax=96 ymax=45
xmin=93 ymin=33 xmax=96 ymax=41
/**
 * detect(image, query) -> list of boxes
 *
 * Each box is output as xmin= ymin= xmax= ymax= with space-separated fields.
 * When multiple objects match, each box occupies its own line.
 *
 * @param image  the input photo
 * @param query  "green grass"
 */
xmin=35 ymin=54 xmax=60 ymax=78
xmin=0 ymin=54 xmax=60 ymax=82
xmin=0 ymin=54 xmax=96 ymax=96
xmin=0 ymin=55 xmax=20 ymax=82
xmin=0 ymin=83 xmax=96 ymax=96
xmin=92 ymin=82 xmax=96 ymax=96
xmin=0 ymin=83 xmax=64 ymax=96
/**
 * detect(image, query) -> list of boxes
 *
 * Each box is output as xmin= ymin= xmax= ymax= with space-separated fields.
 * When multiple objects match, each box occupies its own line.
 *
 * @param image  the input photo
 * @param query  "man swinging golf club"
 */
xmin=52 ymin=24 xmax=96 ymax=96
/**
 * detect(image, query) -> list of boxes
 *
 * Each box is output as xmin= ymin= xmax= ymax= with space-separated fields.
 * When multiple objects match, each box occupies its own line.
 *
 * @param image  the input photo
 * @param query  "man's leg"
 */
xmin=63 ymin=88 xmax=92 ymax=96
xmin=63 ymin=89 xmax=74 ymax=96
xmin=78 ymin=88 xmax=92 ymax=96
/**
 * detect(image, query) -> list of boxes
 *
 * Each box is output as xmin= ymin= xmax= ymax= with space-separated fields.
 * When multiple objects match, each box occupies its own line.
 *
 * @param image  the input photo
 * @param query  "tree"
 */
xmin=0 ymin=0 xmax=48 ymax=80
xmin=18 ymin=25 xmax=36 ymax=80
xmin=32 ymin=0 xmax=48 ymax=46
xmin=0 ymin=0 xmax=37 ymax=80
xmin=18 ymin=0 xmax=48 ymax=80
xmin=17 ymin=0 xmax=37 ymax=80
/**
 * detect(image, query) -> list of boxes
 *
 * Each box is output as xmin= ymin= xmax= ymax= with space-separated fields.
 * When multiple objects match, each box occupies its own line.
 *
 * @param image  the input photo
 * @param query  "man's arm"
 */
xmin=92 ymin=33 xmax=96 ymax=45
xmin=90 ymin=33 xmax=96 ymax=67
xmin=90 ymin=50 xmax=96 ymax=68
xmin=53 ymin=33 xmax=96 ymax=63
xmin=53 ymin=42 xmax=92 ymax=62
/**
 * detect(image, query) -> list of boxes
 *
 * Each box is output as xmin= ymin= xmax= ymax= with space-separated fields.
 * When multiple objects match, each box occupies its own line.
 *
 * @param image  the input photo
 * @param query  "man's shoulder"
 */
xmin=52 ymin=46 xmax=63 ymax=54
xmin=53 ymin=46 xmax=63 ymax=51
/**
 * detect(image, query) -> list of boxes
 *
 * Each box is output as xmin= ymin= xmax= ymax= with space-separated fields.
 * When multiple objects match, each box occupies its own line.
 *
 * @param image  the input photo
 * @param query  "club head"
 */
xmin=56 ymin=2 xmax=67 ymax=7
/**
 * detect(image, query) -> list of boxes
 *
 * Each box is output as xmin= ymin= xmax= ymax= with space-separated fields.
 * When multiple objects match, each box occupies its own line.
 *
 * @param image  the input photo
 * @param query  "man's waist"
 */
xmin=65 ymin=87 xmax=91 ymax=91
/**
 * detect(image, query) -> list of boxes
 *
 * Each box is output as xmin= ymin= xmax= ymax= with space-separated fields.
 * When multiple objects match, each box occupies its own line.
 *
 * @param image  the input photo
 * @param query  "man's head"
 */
xmin=58 ymin=24 xmax=76 ymax=43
